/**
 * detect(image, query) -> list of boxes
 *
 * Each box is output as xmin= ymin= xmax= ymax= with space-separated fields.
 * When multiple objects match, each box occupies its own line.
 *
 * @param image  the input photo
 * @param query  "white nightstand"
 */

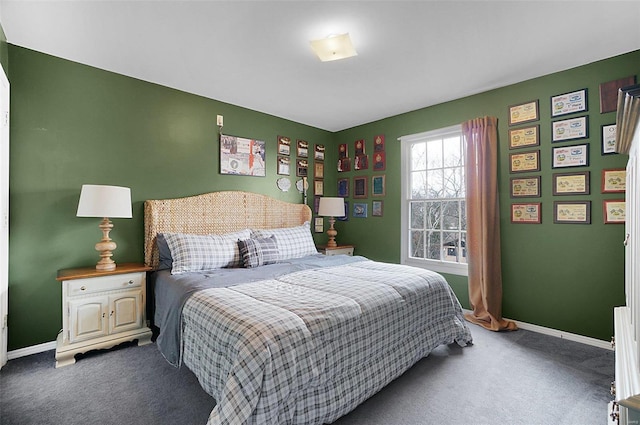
xmin=54 ymin=263 xmax=153 ymax=368
xmin=317 ymin=245 xmax=355 ymax=256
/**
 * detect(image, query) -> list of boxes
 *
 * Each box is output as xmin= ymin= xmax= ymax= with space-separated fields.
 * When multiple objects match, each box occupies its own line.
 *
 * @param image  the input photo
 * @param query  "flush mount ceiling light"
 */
xmin=310 ymin=33 xmax=357 ymax=62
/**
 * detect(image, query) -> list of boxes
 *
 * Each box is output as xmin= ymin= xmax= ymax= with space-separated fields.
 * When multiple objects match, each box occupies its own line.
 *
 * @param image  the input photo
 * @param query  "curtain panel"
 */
xmin=615 ymin=84 xmax=640 ymax=154
xmin=463 ymin=116 xmax=517 ymax=331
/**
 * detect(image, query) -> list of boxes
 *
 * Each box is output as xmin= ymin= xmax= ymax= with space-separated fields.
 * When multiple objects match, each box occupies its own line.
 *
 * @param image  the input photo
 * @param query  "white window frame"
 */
xmin=399 ymin=124 xmax=468 ymax=276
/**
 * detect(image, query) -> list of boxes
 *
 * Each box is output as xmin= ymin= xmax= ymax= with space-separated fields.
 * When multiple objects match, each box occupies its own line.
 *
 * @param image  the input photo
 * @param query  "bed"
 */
xmin=144 ymin=191 xmax=472 ymax=425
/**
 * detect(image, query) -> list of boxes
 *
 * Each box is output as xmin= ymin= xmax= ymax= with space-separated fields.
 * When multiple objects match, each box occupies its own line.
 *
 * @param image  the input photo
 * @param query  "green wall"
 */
xmin=7 ymin=42 xmax=639 ymax=350
xmin=7 ymin=45 xmax=334 ymax=350
xmin=334 ymin=50 xmax=639 ymax=341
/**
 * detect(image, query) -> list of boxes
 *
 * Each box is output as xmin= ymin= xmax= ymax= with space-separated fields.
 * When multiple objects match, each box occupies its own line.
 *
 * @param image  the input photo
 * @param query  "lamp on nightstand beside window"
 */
xmin=76 ymin=184 xmax=132 ymax=271
xmin=318 ymin=197 xmax=345 ymax=248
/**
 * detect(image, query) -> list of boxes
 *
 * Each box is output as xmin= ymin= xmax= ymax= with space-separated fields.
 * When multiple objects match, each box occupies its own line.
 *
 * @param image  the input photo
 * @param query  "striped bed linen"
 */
xmin=178 ymin=258 xmax=472 ymax=425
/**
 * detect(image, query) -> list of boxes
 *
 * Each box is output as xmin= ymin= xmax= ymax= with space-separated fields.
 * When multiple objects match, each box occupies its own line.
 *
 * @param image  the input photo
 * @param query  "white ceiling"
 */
xmin=1 ymin=1 xmax=639 ymax=132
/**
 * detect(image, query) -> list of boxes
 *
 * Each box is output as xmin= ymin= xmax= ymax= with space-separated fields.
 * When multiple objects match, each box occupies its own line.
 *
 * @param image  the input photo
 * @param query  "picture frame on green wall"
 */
xmin=601 ymin=123 xmax=617 ymax=155
xmin=508 ymin=125 xmax=539 ymax=149
xmin=603 ymin=200 xmax=626 ymax=224
xmin=511 ymin=203 xmax=541 ymax=224
xmin=553 ymin=201 xmax=591 ymax=224
xmin=508 ymin=99 xmax=539 ymax=126
xmin=550 ymin=88 xmax=588 ymax=117
xmin=510 ymin=176 xmax=541 ymax=198
xmin=552 ymin=171 xmax=590 ymax=196
xmin=551 ymin=116 xmax=588 ymax=142
xmin=509 ymin=150 xmax=540 ymax=173
xmin=552 ymin=144 xmax=589 ymax=168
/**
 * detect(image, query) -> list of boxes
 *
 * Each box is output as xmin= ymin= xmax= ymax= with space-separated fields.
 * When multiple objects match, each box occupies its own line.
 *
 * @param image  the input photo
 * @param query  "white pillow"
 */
xmin=163 ymin=229 xmax=251 ymax=274
xmin=251 ymin=222 xmax=317 ymax=261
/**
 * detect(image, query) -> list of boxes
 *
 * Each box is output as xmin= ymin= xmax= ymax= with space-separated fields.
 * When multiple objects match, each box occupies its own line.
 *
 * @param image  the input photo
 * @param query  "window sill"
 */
xmin=402 ymin=258 xmax=468 ymax=276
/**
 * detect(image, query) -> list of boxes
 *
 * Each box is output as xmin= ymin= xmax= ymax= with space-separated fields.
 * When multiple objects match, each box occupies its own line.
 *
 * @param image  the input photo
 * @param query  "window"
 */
xmin=400 ymin=125 xmax=467 ymax=276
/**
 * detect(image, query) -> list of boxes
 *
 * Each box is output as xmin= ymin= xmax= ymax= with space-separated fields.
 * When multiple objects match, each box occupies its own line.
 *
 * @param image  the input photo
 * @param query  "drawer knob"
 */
xmin=128 ymin=280 xmax=134 ymax=285
xmin=80 ymin=286 xmax=86 ymax=291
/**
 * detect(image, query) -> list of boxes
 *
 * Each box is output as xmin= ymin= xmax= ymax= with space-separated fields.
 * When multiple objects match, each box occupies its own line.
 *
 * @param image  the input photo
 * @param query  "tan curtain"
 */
xmin=462 ymin=116 xmax=517 ymax=331
xmin=615 ymin=84 xmax=640 ymax=154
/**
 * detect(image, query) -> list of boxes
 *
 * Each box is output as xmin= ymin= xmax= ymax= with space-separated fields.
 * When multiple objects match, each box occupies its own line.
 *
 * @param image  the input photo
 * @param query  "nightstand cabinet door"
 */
xmin=109 ymin=290 xmax=143 ymax=334
xmin=68 ymin=296 xmax=108 ymax=343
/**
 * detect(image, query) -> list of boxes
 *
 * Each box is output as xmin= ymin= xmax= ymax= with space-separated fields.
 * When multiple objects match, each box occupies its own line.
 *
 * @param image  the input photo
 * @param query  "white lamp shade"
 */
xmin=76 ymin=185 xmax=132 ymax=218
xmin=318 ymin=197 xmax=345 ymax=217
xmin=310 ymin=33 xmax=357 ymax=62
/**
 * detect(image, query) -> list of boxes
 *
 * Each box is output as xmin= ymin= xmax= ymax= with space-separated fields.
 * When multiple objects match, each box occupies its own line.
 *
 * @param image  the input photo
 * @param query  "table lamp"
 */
xmin=76 ymin=184 xmax=132 ymax=271
xmin=318 ymin=197 xmax=346 ymax=248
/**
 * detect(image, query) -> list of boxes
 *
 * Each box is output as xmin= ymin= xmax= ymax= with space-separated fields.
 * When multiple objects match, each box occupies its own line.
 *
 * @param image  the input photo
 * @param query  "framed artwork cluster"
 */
xmin=337 ymin=134 xmax=386 ymax=218
xmin=507 ymin=76 xmax=634 ymax=224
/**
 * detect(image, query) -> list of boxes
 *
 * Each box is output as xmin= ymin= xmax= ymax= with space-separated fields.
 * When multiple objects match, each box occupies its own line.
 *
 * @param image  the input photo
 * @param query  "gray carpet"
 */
xmin=0 ymin=327 xmax=613 ymax=425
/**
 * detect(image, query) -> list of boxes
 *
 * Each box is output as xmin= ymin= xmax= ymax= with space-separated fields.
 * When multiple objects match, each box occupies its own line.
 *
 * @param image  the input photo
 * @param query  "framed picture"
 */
xmin=603 ymin=200 xmax=626 ymax=224
xmin=511 ymin=203 xmax=541 ymax=224
xmin=374 ymin=134 xmax=385 ymax=152
xmin=372 ymin=175 xmax=385 ymax=196
xmin=373 ymin=151 xmax=386 ymax=171
xmin=552 ymin=171 xmax=590 ymax=196
xmin=551 ymin=88 xmax=588 ymax=117
xmin=353 ymin=176 xmax=367 ymax=198
xmin=277 ymin=155 xmax=290 ymax=176
xmin=355 ymin=154 xmax=369 ymax=170
xmin=355 ymin=139 xmax=366 ymax=155
xmin=551 ymin=116 xmax=588 ymax=142
xmin=510 ymin=176 xmax=541 ymax=198
xmin=372 ymin=200 xmax=384 ymax=217
xmin=314 ymin=179 xmax=324 ymax=196
xmin=353 ymin=202 xmax=368 ymax=218
xmin=339 ymin=143 xmax=348 ymax=159
xmin=508 ymin=125 xmax=539 ymax=149
xmin=601 ymin=169 xmax=626 ymax=193
xmin=220 ymin=134 xmax=266 ymax=177
xmin=508 ymin=99 xmax=539 ymax=126
xmin=552 ymin=144 xmax=589 ymax=168
xmin=337 ymin=200 xmax=349 ymax=221
xmin=601 ymin=124 xmax=617 ymax=155
xmin=297 ymin=139 xmax=309 ymax=158
xmin=337 ymin=178 xmax=349 ymax=197
xmin=553 ymin=201 xmax=591 ymax=224
xmin=277 ymin=135 xmax=291 ymax=155
xmin=296 ymin=159 xmax=308 ymax=177
xmin=599 ymin=75 xmax=636 ymax=113
xmin=509 ymin=150 xmax=540 ymax=173
xmin=314 ymin=162 xmax=324 ymax=179
xmin=314 ymin=144 xmax=325 ymax=161
xmin=314 ymin=195 xmax=320 ymax=214
xmin=338 ymin=157 xmax=351 ymax=172
xmin=314 ymin=217 xmax=324 ymax=233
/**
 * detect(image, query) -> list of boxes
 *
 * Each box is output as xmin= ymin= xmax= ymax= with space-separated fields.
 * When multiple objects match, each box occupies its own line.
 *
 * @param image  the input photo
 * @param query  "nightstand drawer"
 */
xmin=67 ymin=272 xmax=143 ymax=296
xmin=317 ymin=245 xmax=355 ymax=256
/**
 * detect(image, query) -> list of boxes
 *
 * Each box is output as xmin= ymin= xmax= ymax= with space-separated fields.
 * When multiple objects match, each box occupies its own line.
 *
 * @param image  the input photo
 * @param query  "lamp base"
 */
xmin=95 ymin=217 xmax=118 ymax=271
xmin=326 ymin=217 xmax=338 ymax=248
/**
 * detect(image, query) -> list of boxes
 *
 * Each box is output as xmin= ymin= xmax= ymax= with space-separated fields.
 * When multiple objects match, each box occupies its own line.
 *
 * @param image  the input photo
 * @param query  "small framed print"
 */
xmin=277 ymin=155 xmax=290 ymax=176
xmin=337 ymin=201 xmax=349 ymax=221
xmin=353 ymin=202 xmax=368 ymax=218
xmin=599 ymin=76 xmax=636 ymax=113
xmin=510 ymin=176 xmax=541 ymax=198
xmin=553 ymin=201 xmax=591 ymax=224
xmin=552 ymin=116 xmax=588 ymax=142
xmin=552 ymin=144 xmax=589 ymax=168
xmin=339 ymin=143 xmax=348 ymax=159
xmin=601 ymin=169 xmax=626 ymax=193
xmin=374 ymin=134 xmax=385 ymax=152
xmin=337 ymin=178 xmax=349 ymax=197
xmin=511 ymin=203 xmax=541 ymax=224
xmin=601 ymin=124 xmax=617 ymax=155
xmin=372 ymin=175 xmax=385 ymax=196
xmin=508 ymin=125 xmax=539 ymax=149
xmin=314 ymin=162 xmax=324 ymax=179
xmin=353 ymin=176 xmax=367 ymax=198
xmin=314 ymin=144 xmax=325 ymax=161
xmin=603 ymin=200 xmax=626 ymax=224
xmin=509 ymin=150 xmax=540 ymax=173
xmin=355 ymin=154 xmax=369 ymax=170
xmin=277 ymin=136 xmax=291 ymax=155
xmin=355 ymin=139 xmax=366 ymax=155
xmin=552 ymin=171 xmax=590 ymax=196
xmin=373 ymin=151 xmax=386 ymax=171
xmin=296 ymin=159 xmax=308 ymax=177
xmin=297 ymin=139 xmax=309 ymax=158
xmin=314 ymin=195 xmax=320 ymax=214
xmin=372 ymin=200 xmax=384 ymax=217
xmin=551 ymin=88 xmax=588 ymax=117
xmin=509 ymin=99 xmax=539 ymax=126
xmin=338 ymin=157 xmax=351 ymax=172
xmin=314 ymin=179 xmax=324 ymax=196
xmin=314 ymin=217 xmax=324 ymax=233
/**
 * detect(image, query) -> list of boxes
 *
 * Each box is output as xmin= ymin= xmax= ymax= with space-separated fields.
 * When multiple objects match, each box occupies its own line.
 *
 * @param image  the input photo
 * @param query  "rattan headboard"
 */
xmin=144 ymin=191 xmax=312 ymax=269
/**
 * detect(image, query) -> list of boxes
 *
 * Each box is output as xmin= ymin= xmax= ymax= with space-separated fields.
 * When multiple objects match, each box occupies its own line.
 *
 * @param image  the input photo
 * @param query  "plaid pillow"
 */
xmin=251 ymin=222 xmax=317 ymax=261
xmin=163 ymin=229 xmax=251 ymax=274
xmin=237 ymin=236 xmax=279 ymax=268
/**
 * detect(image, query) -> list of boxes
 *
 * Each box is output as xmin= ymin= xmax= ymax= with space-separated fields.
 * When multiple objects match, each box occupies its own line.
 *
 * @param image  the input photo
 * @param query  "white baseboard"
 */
xmin=6 ymin=315 xmax=613 ymax=361
xmin=7 ymin=340 xmax=56 ymax=360
xmin=462 ymin=309 xmax=613 ymax=351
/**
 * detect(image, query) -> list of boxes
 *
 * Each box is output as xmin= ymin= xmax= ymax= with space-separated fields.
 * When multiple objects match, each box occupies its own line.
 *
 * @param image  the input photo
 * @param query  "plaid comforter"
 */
xmin=180 ymin=258 xmax=472 ymax=425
